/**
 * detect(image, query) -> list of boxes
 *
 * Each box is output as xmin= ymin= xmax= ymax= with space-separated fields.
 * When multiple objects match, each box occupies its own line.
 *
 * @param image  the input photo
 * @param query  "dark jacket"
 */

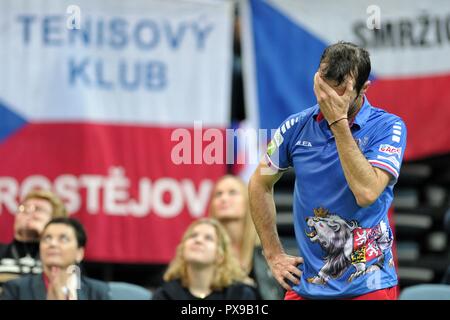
xmin=152 ymin=279 xmax=258 ymax=300
xmin=0 ymin=274 xmax=110 ymax=300
xmin=0 ymin=240 xmax=42 ymax=289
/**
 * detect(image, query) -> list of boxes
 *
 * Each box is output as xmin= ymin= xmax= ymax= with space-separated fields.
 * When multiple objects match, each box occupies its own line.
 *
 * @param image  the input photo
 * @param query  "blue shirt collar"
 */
xmin=352 ymin=96 xmax=371 ymax=128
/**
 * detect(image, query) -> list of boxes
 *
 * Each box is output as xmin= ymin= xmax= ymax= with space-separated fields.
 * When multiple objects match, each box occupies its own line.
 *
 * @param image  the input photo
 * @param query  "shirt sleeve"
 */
xmin=364 ymin=118 xmax=407 ymax=183
xmin=265 ymin=113 xmax=302 ymax=171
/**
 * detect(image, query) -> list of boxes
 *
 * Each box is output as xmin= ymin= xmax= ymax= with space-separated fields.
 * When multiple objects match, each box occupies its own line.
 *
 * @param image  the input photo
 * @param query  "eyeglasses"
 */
xmin=17 ymin=204 xmax=50 ymax=215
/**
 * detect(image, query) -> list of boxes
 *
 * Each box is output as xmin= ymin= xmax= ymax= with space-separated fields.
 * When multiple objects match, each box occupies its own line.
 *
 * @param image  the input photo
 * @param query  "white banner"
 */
xmin=0 ymin=0 xmax=233 ymax=263
xmin=0 ymin=0 xmax=234 ymax=126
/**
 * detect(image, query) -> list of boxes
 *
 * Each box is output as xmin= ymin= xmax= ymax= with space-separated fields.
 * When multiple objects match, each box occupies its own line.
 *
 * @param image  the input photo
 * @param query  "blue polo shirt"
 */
xmin=266 ymin=97 xmax=407 ymax=299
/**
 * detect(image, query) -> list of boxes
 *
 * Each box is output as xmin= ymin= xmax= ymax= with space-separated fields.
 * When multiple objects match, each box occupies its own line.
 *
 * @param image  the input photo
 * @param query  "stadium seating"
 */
xmin=399 ymin=284 xmax=450 ymax=300
xmin=108 ymin=282 xmax=152 ymax=300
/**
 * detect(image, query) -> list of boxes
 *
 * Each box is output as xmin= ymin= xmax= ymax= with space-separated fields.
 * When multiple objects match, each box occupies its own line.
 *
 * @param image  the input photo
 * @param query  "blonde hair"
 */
xmin=163 ymin=218 xmax=246 ymax=291
xmin=209 ymin=175 xmax=259 ymax=275
xmin=23 ymin=189 xmax=68 ymax=218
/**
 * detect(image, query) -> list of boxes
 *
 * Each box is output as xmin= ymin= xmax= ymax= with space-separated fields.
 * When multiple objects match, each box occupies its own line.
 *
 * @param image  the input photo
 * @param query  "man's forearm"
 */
xmin=248 ymin=177 xmax=284 ymax=258
xmin=331 ymin=121 xmax=380 ymax=206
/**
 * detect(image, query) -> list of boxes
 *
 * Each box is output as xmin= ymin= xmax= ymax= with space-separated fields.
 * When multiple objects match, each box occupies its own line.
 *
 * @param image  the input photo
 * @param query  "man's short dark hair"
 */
xmin=319 ymin=41 xmax=371 ymax=95
xmin=43 ymin=217 xmax=87 ymax=248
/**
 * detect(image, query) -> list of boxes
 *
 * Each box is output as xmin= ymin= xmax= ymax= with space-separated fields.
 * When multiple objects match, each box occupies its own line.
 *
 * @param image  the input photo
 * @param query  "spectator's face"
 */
xmin=40 ymin=223 xmax=84 ymax=269
xmin=14 ymin=198 xmax=53 ymax=242
xmin=211 ymin=177 xmax=247 ymax=221
xmin=183 ymin=223 xmax=219 ymax=267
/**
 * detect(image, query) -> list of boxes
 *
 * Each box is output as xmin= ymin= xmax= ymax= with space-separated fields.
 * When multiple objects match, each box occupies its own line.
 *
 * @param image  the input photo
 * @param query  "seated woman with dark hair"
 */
xmin=1 ymin=218 xmax=109 ymax=300
xmin=153 ymin=218 xmax=257 ymax=300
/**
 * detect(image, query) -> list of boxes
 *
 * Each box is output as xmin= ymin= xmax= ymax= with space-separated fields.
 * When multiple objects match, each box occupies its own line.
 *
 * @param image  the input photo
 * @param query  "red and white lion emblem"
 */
xmin=305 ymin=207 xmax=394 ymax=285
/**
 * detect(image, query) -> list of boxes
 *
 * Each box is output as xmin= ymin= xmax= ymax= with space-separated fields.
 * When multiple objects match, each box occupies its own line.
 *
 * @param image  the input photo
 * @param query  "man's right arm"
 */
xmin=248 ymin=159 xmax=303 ymax=291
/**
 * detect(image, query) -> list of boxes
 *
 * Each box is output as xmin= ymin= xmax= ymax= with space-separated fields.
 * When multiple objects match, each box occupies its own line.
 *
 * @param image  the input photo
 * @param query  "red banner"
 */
xmin=0 ymin=123 xmax=227 ymax=263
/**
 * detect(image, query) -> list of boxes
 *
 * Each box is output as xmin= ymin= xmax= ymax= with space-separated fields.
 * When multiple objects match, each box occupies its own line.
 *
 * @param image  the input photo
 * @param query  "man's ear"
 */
xmin=359 ymin=80 xmax=371 ymax=96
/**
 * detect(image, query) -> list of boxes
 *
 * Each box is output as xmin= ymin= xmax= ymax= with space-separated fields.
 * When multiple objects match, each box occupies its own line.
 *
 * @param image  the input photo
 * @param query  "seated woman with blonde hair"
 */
xmin=209 ymin=175 xmax=257 ymax=276
xmin=209 ymin=174 xmax=284 ymax=300
xmin=152 ymin=218 xmax=257 ymax=300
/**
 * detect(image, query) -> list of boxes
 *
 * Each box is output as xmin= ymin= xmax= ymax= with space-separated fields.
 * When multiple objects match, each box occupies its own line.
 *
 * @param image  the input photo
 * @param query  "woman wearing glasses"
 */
xmin=0 ymin=190 xmax=67 ymax=293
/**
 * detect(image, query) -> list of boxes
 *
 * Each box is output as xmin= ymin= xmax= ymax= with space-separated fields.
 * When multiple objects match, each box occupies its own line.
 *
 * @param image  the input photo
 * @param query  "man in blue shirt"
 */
xmin=249 ymin=42 xmax=406 ymax=299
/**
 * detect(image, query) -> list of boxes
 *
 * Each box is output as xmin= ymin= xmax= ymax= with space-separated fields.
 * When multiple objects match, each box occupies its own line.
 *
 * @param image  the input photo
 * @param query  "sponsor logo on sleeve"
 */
xmin=379 ymin=144 xmax=402 ymax=157
xmin=268 ymin=126 xmax=287 ymax=157
xmin=267 ymin=140 xmax=276 ymax=156
xmin=273 ymin=129 xmax=284 ymax=147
